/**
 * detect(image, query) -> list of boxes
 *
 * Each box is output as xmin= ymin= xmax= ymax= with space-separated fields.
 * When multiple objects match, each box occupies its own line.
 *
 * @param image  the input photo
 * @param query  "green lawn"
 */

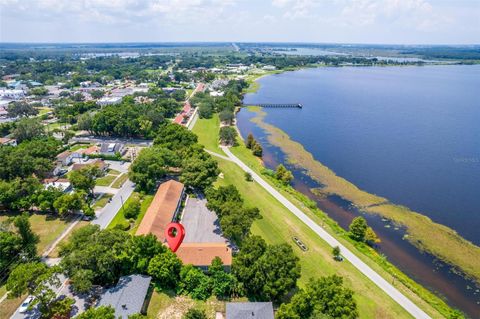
xmin=107 ymin=168 xmax=121 ymax=176
xmin=107 ymin=193 xmax=154 ymax=233
xmin=111 ymin=174 xmax=128 ymax=189
xmin=95 ymin=174 xmax=117 ymax=186
xmin=192 ymin=114 xmax=224 ymax=155
xmin=69 ymin=143 xmax=91 ymax=152
xmin=93 ymin=193 xmax=114 ymax=210
xmin=192 ymin=116 xmax=444 ymax=319
xmin=0 ymin=213 xmax=74 ymax=254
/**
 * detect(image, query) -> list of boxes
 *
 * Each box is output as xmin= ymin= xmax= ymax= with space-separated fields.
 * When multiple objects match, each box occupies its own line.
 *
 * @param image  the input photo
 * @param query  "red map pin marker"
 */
xmin=165 ymin=222 xmax=185 ymax=252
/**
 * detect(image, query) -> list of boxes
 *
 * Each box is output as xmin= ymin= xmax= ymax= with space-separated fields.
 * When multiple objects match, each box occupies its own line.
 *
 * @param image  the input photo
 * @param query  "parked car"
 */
xmin=19 ymin=296 xmax=34 ymax=313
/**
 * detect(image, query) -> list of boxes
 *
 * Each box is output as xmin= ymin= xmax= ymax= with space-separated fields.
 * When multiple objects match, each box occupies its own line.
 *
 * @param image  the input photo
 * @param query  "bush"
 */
xmin=123 ymin=198 xmax=141 ymax=219
xmin=245 ymin=172 xmax=253 ymax=181
xmin=113 ymin=220 xmax=130 ymax=231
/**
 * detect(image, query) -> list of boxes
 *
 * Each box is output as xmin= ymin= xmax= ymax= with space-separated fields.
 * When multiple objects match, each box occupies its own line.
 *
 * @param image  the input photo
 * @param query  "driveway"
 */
xmin=181 ymin=195 xmax=226 ymax=243
xmin=92 ymin=180 xmax=135 ymax=229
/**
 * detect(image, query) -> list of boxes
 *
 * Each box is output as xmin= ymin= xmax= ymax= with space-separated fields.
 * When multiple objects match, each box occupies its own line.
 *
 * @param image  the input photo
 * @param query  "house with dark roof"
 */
xmin=226 ymin=302 xmax=274 ymax=319
xmin=100 ymin=142 xmax=125 ymax=156
xmin=97 ymin=274 xmax=152 ymax=318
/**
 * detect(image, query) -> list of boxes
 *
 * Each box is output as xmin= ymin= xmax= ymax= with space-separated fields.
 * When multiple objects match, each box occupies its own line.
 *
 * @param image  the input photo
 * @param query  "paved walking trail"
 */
xmin=220 ymin=146 xmax=431 ymax=319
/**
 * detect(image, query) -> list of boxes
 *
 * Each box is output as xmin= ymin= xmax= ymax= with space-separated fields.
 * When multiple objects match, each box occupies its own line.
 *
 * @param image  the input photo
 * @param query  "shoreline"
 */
xmin=244 ymin=106 xmax=480 ymax=285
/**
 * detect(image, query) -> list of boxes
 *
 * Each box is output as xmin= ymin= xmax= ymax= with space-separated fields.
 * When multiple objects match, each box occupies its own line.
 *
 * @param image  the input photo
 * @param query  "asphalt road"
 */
xmin=220 ymin=146 xmax=431 ymax=319
xmin=92 ymin=179 xmax=135 ymax=229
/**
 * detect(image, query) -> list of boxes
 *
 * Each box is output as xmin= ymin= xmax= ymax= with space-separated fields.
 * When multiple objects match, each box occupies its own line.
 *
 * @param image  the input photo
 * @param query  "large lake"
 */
xmin=239 ymin=65 xmax=480 ymax=316
xmin=243 ymin=65 xmax=480 ymax=245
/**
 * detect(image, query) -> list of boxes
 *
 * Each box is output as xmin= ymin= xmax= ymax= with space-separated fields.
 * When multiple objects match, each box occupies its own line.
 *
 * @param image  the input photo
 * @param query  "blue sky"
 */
xmin=0 ymin=0 xmax=479 ymax=44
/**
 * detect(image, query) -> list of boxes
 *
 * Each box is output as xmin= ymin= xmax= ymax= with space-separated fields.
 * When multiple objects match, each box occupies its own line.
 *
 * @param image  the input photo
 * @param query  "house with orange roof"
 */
xmin=136 ymin=180 xmax=185 ymax=242
xmin=136 ymin=180 xmax=232 ymax=270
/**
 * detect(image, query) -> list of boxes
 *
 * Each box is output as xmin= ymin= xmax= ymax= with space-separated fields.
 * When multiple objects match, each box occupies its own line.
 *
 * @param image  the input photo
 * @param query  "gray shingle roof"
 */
xmin=97 ymin=274 xmax=151 ymax=318
xmin=226 ymin=302 xmax=274 ymax=319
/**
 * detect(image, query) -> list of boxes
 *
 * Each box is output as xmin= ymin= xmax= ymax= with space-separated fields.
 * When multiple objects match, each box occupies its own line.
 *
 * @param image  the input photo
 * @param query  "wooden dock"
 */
xmin=256 ymin=103 xmax=303 ymax=108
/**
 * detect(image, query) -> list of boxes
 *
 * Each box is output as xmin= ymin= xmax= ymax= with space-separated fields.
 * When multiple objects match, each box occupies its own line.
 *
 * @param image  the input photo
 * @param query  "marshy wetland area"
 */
xmin=238 ymin=65 xmax=480 ymax=317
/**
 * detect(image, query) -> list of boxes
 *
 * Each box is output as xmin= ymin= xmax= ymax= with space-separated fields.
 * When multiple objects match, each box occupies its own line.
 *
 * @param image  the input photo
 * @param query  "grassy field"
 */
xmin=107 ymin=192 xmax=154 ymax=233
xmin=193 ymin=116 xmax=447 ymax=319
xmin=95 ymin=174 xmax=117 ymax=186
xmin=111 ymin=174 xmax=128 ymax=189
xmin=192 ymin=114 xmax=224 ymax=154
xmin=0 ymin=213 xmax=74 ymax=254
xmin=69 ymin=143 xmax=91 ymax=152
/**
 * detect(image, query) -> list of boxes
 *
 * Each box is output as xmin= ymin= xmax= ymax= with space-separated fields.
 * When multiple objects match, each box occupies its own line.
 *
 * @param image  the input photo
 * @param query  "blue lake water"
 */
xmin=243 ymin=65 xmax=480 ymax=246
xmin=239 ymin=65 xmax=480 ymax=316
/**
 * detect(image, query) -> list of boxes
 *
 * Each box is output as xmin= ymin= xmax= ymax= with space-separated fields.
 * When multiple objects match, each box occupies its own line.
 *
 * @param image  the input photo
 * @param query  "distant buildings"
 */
xmin=97 ymin=274 xmax=152 ymax=318
xmin=97 ymin=96 xmax=122 ymax=106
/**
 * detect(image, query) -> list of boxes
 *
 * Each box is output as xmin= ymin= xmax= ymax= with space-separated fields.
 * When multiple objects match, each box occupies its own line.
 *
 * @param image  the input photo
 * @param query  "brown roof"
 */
xmin=0 ymin=137 xmax=14 ymax=144
xmin=135 ymin=180 xmax=184 ymax=242
xmin=175 ymin=243 xmax=232 ymax=266
xmin=56 ymin=150 xmax=72 ymax=160
xmin=78 ymin=145 xmax=99 ymax=155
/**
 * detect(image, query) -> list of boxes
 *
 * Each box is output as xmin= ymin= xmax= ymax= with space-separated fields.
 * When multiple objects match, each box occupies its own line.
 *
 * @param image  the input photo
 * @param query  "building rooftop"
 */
xmin=97 ymin=274 xmax=151 ymax=319
xmin=176 ymin=243 xmax=232 ymax=267
xmin=226 ymin=302 xmax=274 ymax=319
xmin=136 ymin=180 xmax=184 ymax=242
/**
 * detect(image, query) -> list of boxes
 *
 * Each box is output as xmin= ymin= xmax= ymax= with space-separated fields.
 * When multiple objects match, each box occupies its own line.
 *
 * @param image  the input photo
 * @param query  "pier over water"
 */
xmin=255 ymin=103 xmax=303 ymax=108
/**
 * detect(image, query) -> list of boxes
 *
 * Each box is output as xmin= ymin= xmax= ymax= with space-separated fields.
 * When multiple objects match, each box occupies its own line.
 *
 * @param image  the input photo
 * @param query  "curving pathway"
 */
xmin=220 ymin=146 xmax=431 ymax=319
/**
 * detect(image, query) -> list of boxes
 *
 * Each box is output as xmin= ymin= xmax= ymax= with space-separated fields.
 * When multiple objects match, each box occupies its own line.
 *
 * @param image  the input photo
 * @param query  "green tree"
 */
xmin=233 ymin=236 xmax=300 ymax=301
xmin=183 ymin=308 xmax=208 ymax=319
xmin=180 ymin=149 xmax=219 ymax=191
xmin=14 ymin=213 xmax=39 ymax=258
xmin=349 ymin=216 xmax=368 ymax=242
xmin=147 ymin=250 xmax=183 ymax=288
xmin=29 ymin=87 xmax=48 ymax=96
xmin=129 ymin=146 xmax=179 ymax=192
xmin=71 ymin=269 xmax=94 ymax=294
xmin=332 ymin=246 xmax=341 ymax=260
xmin=7 ymin=262 xmax=63 ymax=317
xmin=123 ymin=197 xmax=141 ymax=219
xmin=219 ymin=126 xmax=237 ymax=146
xmin=90 ymin=89 xmax=105 ymax=99
xmin=208 ymin=257 xmax=237 ymax=298
xmin=365 ymin=227 xmax=381 ymax=245
xmin=275 ymin=164 xmax=294 ymax=185
xmin=7 ymin=101 xmax=39 ymax=118
xmin=244 ymin=172 xmax=253 ymax=182
xmin=13 ymin=118 xmax=45 ymax=143
xmin=178 ymin=264 xmax=212 ymax=300
xmin=252 ymin=142 xmax=263 ymax=157
xmin=218 ymin=110 xmax=234 ymax=125
xmin=77 ymin=306 xmax=116 ymax=319
xmin=53 ymin=192 xmax=85 ymax=216
xmin=154 ymin=123 xmax=198 ymax=150
xmin=69 ymin=165 xmax=102 ymax=195
xmin=45 ymin=297 xmax=75 ymax=319
xmin=246 ymin=133 xmax=255 ymax=149
xmin=276 ymin=276 xmax=358 ymax=319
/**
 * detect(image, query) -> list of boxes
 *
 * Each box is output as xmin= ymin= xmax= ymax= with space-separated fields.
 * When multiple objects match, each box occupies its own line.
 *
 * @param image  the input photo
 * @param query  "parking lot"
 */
xmin=181 ymin=195 xmax=226 ymax=243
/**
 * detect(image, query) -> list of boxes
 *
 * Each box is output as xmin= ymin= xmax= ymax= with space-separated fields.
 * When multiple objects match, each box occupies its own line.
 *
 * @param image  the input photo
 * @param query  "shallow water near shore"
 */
xmin=238 ymin=65 xmax=480 ymax=316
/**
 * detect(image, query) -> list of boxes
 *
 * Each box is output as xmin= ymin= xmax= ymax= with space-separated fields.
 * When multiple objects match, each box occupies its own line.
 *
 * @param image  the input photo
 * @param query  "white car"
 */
xmin=19 ymin=296 xmax=34 ymax=313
